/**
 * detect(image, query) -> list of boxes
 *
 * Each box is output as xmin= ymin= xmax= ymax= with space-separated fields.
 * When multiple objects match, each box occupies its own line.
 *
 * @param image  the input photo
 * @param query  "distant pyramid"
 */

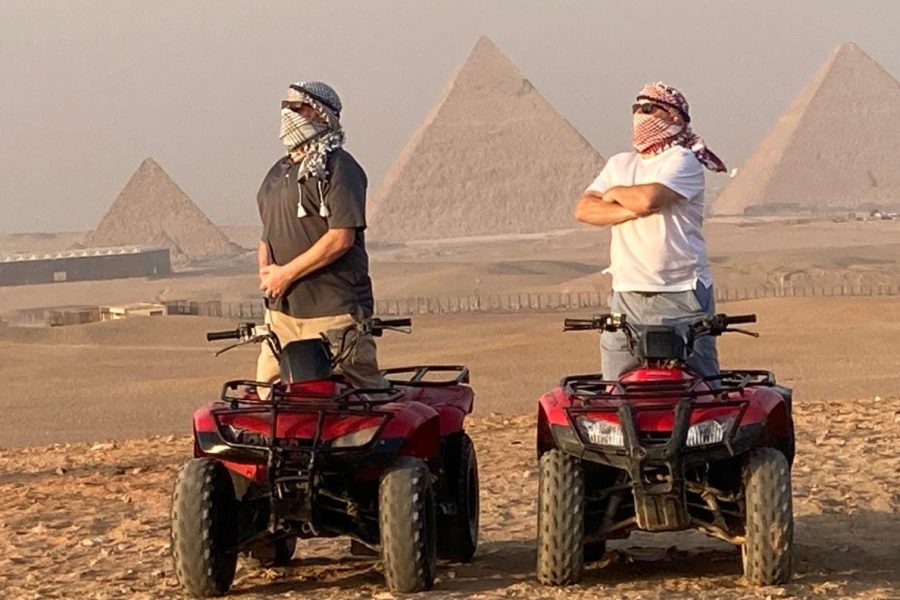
xmin=85 ymin=158 xmax=237 ymax=264
xmin=714 ymin=43 xmax=900 ymax=215
xmin=368 ymin=37 xmax=605 ymax=241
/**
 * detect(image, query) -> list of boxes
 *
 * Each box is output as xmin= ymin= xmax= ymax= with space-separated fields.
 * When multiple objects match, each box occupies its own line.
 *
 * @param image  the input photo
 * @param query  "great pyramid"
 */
xmin=368 ymin=37 xmax=605 ymax=241
xmin=714 ymin=42 xmax=900 ymax=216
xmin=85 ymin=158 xmax=238 ymax=265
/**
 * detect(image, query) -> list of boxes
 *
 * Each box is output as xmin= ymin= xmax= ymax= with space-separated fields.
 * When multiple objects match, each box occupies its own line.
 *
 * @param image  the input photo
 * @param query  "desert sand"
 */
xmin=0 ymin=296 xmax=898 ymax=598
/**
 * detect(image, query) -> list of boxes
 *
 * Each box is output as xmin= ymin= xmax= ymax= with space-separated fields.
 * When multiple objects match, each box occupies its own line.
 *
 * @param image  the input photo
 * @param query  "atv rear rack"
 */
xmin=562 ymin=369 xmax=775 ymax=403
xmin=201 ymin=380 xmax=403 ymax=460
xmin=382 ymin=365 xmax=470 ymax=387
xmin=220 ymin=379 xmax=404 ymax=408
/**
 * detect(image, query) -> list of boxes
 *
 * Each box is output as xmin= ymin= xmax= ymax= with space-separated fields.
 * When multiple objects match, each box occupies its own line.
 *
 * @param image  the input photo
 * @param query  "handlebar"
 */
xmin=722 ymin=314 xmax=756 ymax=325
xmin=206 ymin=329 xmax=241 ymax=342
xmin=374 ymin=317 xmax=412 ymax=328
xmin=563 ymin=313 xmax=758 ymax=337
xmin=564 ymin=314 xmax=623 ymax=332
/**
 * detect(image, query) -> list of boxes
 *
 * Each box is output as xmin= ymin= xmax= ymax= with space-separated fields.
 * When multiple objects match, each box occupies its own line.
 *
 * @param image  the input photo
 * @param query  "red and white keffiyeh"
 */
xmin=632 ymin=82 xmax=727 ymax=173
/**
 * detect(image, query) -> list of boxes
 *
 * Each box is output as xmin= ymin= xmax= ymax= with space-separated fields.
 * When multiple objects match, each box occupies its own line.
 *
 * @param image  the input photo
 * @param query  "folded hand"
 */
xmin=259 ymin=264 xmax=293 ymax=298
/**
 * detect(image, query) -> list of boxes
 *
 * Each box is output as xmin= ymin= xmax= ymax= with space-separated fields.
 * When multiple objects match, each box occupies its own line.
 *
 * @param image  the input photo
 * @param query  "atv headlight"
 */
xmin=331 ymin=426 xmax=380 ymax=449
xmin=686 ymin=418 xmax=734 ymax=447
xmin=576 ymin=417 xmax=624 ymax=447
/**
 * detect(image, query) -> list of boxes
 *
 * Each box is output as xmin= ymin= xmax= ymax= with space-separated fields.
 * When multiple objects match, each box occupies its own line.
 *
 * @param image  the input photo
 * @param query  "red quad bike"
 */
xmin=170 ymin=317 xmax=479 ymax=597
xmin=536 ymin=313 xmax=794 ymax=587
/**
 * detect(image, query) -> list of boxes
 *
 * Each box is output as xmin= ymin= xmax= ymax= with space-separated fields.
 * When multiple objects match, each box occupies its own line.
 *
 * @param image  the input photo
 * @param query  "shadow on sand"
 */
xmin=233 ymin=510 xmax=899 ymax=597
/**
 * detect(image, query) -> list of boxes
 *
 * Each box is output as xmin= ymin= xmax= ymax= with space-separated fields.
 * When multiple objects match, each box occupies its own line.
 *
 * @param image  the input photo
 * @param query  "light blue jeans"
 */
xmin=600 ymin=283 xmax=719 ymax=380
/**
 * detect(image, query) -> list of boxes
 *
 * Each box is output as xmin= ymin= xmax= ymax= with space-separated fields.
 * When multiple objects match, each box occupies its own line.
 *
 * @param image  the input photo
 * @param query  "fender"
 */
xmin=436 ymin=405 xmax=467 ymax=436
xmin=537 ymin=388 xmax=573 ymax=455
xmin=380 ymin=401 xmax=441 ymax=459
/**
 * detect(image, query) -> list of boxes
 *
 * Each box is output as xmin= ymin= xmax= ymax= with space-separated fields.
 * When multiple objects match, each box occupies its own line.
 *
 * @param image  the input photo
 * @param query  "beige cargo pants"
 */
xmin=256 ymin=309 xmax=389 ymax=394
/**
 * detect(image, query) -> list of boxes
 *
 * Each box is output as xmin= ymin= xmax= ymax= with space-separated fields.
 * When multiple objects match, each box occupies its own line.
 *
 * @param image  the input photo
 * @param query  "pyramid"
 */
xmin=85 ymin=158 xmax=238 ymax=264
xmin=714 ymin=43 xmax=900 ymax=216
xmin=368 ymin=37 xmax=605 ymax=241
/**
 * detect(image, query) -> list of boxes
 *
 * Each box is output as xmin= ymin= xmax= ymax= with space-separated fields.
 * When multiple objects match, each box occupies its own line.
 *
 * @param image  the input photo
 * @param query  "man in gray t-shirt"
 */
xmin=256 ymin=80 xmax=387 ymax=390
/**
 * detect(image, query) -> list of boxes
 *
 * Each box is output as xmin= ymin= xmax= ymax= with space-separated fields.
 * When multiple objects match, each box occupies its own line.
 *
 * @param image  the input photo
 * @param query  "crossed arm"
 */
xmin=574 ymin=183 xmax=685 ymax=227
xmin=258 ymin=229 xmax=355 ymax=298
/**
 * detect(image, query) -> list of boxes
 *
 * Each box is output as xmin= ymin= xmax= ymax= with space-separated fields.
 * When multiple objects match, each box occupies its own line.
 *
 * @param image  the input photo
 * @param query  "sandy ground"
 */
xmin=0 ymin=398 xmax=897 ymax=600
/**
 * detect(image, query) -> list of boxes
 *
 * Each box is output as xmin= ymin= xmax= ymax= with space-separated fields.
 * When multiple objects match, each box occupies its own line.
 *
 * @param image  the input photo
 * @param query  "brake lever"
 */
xmin=380 ymin=326 xmax=412 ymax=335
xmin=214 ymin=335 xmax=268 ymax=357
xmin=729 ymin=327 xmax=760 ymax=338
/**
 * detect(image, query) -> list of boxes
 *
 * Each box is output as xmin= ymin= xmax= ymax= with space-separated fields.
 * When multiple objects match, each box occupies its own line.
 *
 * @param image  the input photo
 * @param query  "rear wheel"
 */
xmin=437 ymin=433 xmax=480 ymax=562
xmin=171 ymin=458 xmax=238 ymax=597
xmin=536 ymin=449 xmax=585 ymax=585
xmin=742 ymin=448 xmax=793 ymax=585
xmin=379 ymin=457 xmax=437 ymax=593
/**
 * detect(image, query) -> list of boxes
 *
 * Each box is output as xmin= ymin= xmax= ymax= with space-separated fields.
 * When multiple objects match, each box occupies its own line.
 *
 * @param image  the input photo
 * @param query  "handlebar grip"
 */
xmin=563 ymin=318 xmax=600 ymax=331
xmin=725 ymin=314 xmax=757 ymax=325
xmin=378 ymin=317 xmax=412 ymax=328
xmin=206 ymin=329 xmax=240 ymax=342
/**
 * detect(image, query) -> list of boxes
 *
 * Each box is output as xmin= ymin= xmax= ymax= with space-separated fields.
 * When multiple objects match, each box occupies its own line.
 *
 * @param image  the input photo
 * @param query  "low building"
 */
xmin=102 ymin=303 xmax=167 ymax=320
xmin=0 ymin=246 xmax=171 ymax=286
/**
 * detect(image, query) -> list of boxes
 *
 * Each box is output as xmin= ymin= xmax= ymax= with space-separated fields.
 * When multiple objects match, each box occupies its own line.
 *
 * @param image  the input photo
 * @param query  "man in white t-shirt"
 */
xmin=574 ymin=81 xmax=728 ymax=380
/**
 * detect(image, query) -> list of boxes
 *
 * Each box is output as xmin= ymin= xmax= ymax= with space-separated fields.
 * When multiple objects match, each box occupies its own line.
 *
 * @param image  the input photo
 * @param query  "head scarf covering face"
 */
xmin=631 ymin=81 xmax=727 ymax=173
xmin=279 ymin=81 xmax=346 ymax=218
xmin=279 ymin=108 xmax=330 ymax=149
xmin=279 ymin=81 xmax=345 ymax=177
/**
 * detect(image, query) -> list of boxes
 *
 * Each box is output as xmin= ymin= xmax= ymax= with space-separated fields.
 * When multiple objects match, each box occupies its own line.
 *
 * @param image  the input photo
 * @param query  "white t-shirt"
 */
xmin=587 ymin=146 xmax=711 ymax=293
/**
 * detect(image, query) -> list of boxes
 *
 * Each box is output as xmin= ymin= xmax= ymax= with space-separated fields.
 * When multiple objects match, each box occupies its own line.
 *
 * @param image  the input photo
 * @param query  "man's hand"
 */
xmin=259 ymin=264 xmax=294 ymax=298
xmin=574 ymin=192 xmax=639 ymax=226
xmin=259 ymin=229 xmax=356 ymax=298
xmin=601 ymin=184 xmax=684 ymax=216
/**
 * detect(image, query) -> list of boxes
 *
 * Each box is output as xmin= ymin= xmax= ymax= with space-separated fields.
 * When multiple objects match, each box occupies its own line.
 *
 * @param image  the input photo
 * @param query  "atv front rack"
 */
xmin=566 ymin=396 xmax=752 ymax=533
xmin=562 ymin=369 xmax=775 ymax=402
xmin=382 ymin=365 xmax=470 ymax=387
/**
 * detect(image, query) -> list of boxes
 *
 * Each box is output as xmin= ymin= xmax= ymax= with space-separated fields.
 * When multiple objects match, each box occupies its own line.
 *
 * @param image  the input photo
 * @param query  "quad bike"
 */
xmin=170 ymin=317 xmax=479 ymax=597
xmin=536 ymin=313 xmax=794 ymax=587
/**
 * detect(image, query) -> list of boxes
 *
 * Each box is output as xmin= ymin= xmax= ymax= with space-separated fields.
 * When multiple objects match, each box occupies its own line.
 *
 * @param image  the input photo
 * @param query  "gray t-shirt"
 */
xmin=257 ymin=148 xmax=374 ymax=319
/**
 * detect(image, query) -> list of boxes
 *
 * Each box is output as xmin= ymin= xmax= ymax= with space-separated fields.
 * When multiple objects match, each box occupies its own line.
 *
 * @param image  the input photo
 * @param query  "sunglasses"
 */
xmin=632 ymin=102 xmax=666 ymax=115
xmin=282 ymin=101 xmax=314 ymax=114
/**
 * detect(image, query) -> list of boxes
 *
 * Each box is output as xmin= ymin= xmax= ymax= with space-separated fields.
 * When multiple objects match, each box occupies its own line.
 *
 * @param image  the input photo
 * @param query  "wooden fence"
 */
xmin=3 ymin=284 xmax=897 ymax=327
xmin=196 ymin=284 xmax=900 ymax=319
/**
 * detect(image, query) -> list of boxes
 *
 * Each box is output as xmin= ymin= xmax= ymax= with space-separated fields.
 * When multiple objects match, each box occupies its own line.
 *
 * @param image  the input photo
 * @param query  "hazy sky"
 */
xmin=2 ymin=1 xmax=898 ymax=234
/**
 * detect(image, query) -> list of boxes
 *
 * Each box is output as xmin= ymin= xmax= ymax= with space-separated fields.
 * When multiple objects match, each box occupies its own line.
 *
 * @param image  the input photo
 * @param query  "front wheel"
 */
xmin=742 ymin=448 xmax=793 ymax=585
xmin=171 ymin=458 xmax=238 ymax=597
xmin=536 ymin=449 xmax=585 ymax=586
xmin=379 ymin=457 xmax=437 ymax=593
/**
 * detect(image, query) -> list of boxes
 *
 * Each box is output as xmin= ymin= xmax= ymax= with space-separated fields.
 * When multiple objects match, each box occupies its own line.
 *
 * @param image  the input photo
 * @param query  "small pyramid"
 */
xmin=714 ymin=43 xmax=900 ymax=215
xmin=85 ymin=158 xmax=237 ymax=264
xmin=368 ymin=37 xmax=604 ymax=241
